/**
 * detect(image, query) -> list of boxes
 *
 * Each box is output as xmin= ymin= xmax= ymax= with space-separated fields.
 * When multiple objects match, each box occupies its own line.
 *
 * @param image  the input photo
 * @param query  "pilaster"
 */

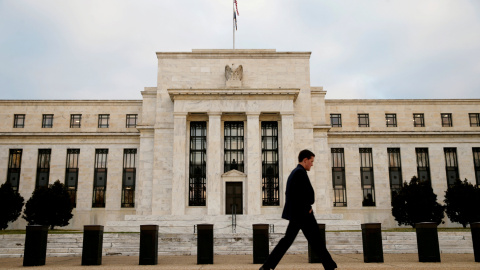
xmin=246 ymin=112 xmax=261 ymax=215
xmin=280 ymin=112 xmax=296 ymax=207
xmin=207 ymin=112 xmax=222 ymax=215
xmin=171 ymin=112 xmax=187 ymax=215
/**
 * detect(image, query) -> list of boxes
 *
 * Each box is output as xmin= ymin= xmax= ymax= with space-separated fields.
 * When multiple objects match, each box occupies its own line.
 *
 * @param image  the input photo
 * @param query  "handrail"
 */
xmin=231 ymin=204 xmax=237 ymax=233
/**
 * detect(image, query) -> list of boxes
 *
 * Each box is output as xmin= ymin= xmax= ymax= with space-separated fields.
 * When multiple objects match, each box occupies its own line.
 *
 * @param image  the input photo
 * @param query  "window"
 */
xmin=7 ymin=149 xmax=22 ymax=192
xmin=36 ymin=149 xmax=51 ymax=189
xmin=386 ymin=114 xmax=397 ymax=127
xmin=70 ymin=114 xmax=82 ymax=128
xmin=469 ymin=113 xmax=480 ymax=127
xmin=262 ymin=121 xmax=279 ymax=206
xmin=416 ymin=148 xmax=431 ymax=183
xmin=42 ymin=114 xmax=53 ymax=128
xmin=98 ymin=114 xmax=110 ymax=128
xmin=360 ymin=148 xmax=375 ymax=206
xmin=224 ymin=121 xmax=244 ymax=172
xmin=388 ymin=148 xmax=403 ymax=200
xmin=122 ymin=149 xmax=137 ymax=208
xmin=358 ymin=114 xmax=369 ymax=127
xmin=473 ymin=148 xmax=480 ymax=187
xmin=441 ymin=113 xmax=453 ymax=127
xmin=330 ymin=114 xmax=342 ymax=127
xmin=65 ymin=149 xmax=80 ymax=207
xmin=413 ymin=114 xmax=424 ymax=127
xmin=331 ymin=148 xmax=347 ymax=207
xmin=93 ymin=149 xmax=108 ymax=208
xmin=126 ymin=114 xmax=137 ymax=128
xmin=14 ymin=114 xmax=25 ymax=128
xmin=189 ymin=122 xmax=207 ymax=206
xmin=444 ymin=148 xmax=459 ymax=187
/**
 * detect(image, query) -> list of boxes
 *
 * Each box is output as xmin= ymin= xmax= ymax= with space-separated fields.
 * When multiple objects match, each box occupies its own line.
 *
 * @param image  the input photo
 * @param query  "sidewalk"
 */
xmin=0 ymin=254 xmax=478 ymax=269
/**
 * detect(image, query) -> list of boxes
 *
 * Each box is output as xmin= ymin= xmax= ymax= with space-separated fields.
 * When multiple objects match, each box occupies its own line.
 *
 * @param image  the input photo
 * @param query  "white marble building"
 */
xmin=1 ymin=49 xmax=480 ymax=231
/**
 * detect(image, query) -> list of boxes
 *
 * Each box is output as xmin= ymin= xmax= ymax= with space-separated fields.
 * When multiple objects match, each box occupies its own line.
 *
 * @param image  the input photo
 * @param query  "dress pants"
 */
xmin=263 ymin=213 xmax=337 ymax=270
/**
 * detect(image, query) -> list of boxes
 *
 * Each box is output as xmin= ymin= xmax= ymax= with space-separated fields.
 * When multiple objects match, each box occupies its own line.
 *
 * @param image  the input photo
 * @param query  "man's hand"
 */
xmin=309 ymin=208 xmax=313 ymax=214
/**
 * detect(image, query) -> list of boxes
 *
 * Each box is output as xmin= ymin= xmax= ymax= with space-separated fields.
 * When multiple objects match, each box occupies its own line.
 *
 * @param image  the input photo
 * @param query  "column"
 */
xmin=281 ymin=112 xmax=296 ymax=206
xmin=207 ymin=112 xmax=222 ymax=215
xmin=171 ymin=112 xmax=187 ymax=215
xmin=246 ymin=112 xmax=261 ymax=215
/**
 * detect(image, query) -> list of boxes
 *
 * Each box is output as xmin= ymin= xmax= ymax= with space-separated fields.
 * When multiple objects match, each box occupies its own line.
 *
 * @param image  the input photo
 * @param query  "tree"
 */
xmin=0 ymin=181 xmax=25 ymax=230
xmin=444 ymin=179 xmax=480 ymax=228
xmin=23 ymin=180 xmax=73 ymax=230
xmin=391 ymin=176 xmax=445 ymax=228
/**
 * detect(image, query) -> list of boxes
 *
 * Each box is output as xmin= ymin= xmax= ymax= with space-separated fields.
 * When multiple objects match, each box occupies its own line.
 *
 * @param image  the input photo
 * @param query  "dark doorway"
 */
xmin=226 ymin=182 xmax=243 ymax=215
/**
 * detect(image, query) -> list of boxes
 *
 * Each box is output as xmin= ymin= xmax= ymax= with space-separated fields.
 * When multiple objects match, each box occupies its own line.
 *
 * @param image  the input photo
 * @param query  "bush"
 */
xmin=391 ymin=176 xmax=445 ymax=228
xmin=22 ymin=180 xmax=73 ymax=230
xmin=0 ymin=181 xmax=25 ymax=230
xmin=444 ymin=179 xmax=480 ymax=228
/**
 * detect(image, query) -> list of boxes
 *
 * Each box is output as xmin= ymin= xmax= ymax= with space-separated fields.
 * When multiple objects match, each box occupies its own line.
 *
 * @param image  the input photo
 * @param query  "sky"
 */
xmin=0 ymin=0 xmax=479 ymax=100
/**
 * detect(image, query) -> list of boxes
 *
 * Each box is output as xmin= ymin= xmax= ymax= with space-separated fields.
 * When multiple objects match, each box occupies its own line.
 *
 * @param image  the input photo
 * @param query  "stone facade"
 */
xmin=1 ymin=49 xmax=479 ymax=230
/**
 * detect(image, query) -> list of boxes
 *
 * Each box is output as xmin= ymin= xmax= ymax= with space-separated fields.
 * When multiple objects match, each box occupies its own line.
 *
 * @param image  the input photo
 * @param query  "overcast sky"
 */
xmin=1 ymin=0 xmax=479 ymax=100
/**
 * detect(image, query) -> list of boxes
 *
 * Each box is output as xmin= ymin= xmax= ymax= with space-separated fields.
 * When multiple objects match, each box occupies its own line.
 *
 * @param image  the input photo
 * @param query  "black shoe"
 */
xmin=259 ymin=266 xmax=272 ymax=270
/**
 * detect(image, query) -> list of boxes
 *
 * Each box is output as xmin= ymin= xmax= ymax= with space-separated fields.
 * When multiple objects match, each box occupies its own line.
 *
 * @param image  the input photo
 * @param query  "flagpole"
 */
xmin=233 ymin=0 xmax=235 ymax=50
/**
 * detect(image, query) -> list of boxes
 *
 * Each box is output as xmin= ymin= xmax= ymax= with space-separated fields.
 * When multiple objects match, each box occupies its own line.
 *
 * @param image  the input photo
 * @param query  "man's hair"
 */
xmin=298 ymin=149 xmax=315 ymax=163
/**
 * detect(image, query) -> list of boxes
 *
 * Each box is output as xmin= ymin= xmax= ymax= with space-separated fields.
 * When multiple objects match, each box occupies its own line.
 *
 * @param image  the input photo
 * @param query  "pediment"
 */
xmin=221 ymin=169 xmax=247 ymax=177
xmin=167 ymin=88 xmax=299 ymax=101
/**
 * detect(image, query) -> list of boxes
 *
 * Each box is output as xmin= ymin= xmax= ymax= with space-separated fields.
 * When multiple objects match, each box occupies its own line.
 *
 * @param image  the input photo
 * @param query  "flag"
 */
xmin=234 ymin=0 xmax=239 ymax=16
xmin=234 ymin=11 xmax=237 ymax=30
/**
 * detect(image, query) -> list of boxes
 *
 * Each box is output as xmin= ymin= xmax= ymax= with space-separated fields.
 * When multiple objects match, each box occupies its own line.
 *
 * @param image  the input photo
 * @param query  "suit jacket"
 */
xmin=281 ymin=164 xmax=315 ymax=221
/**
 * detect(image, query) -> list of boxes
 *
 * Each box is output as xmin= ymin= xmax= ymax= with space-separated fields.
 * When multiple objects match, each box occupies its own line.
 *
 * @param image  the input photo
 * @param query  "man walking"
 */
xmin=260 ymin=149 xmax=337 ymax=270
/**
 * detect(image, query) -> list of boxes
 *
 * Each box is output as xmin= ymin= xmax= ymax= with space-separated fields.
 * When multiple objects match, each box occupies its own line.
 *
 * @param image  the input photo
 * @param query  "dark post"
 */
xmin=197 ymin=224 xmax=214 ymax=264
xmin=308 ymin=223 xmax=326 ymax=263
xmin=23 ymin=225 xmax=48 ymax=266
xmin=139 ymin=225 xmax=159 ymax=265
xmin=471 ymin=222 xmax=480 ymax=262
xmin=415 ymin=222 xmax=441 ymax=262
xmin=361 ymin=223 xmax=384 ymax=263
xmin=81 ymin=225 xmax=104 ymax=265
xmin=253 ymin=224 xmax=269 ymax=264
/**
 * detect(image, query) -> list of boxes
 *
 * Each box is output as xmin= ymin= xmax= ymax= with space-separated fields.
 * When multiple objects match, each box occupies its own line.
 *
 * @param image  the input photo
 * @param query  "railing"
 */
xmin=231 ymin=204 xmax=237 ymax=233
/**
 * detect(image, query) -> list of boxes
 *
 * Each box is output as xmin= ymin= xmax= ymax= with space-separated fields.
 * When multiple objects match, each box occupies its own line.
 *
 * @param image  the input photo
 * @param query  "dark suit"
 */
xmin=262 ymin=164 xmax=337 ymax=270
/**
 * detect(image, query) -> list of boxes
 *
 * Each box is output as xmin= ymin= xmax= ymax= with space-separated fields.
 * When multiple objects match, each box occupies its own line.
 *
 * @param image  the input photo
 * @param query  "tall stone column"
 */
xmin=136 ymin=127 xmax=154 ymax=215
xmin=280 ymin=112 xmax=296 ymax=206
xmin=207 ymin=112 xmax=222 ymax=215
xmin=246 ymin=112 xmax=261 ymax=215
xmin=171 ymin=112 xmax=187 ymax=215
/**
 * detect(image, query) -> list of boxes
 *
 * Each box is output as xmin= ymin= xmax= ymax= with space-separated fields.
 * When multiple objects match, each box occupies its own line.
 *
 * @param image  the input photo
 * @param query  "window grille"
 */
xmin=42 ymin=114 xmax=53 ymax=128
xmin=98 ymin=114 xmax=110 ymax=128
xmin=387 ymin=148 xmax=403 ymax=200
xmin=224 ymin=121 xmax=244 ymax=172
xmin=262 ymin=121 xmax=279 ymax=206
xmin=122 ymin=149 xmax=137 ymax=207
xmin=70 ymin=114 xmax=82 ymax=128
xmin=126 ymin=114 xmax=137 ymax=128
xmin=441 ymin=113 xmax=453 ymax=127
xmin=331 ymin=148 xmax=347 ymax=207
xmin=386 ymin=114 xmax=397 ymax=127
xmin=7 ymin=149 xmax=22 ymax=192
xmin=413 ymin=114 xmax=425 ymax=127
xmin=65 ymin=149 xmax=80 ymax=207
xmin=416 ymin=148 xmax=431 ymax=183
xmin=36 ymin=149 xmax=51 ymax=189
xmin=14 ymin=114 xmax=25 ymax=128
xmin=93 ymin=149 xmax=108 ymax=207
xmin=474 ymin=148 xmax=480 ymax=187
xmin=469 ymin=113 xmax=480 ymax=127
xmin=360 ymin=148 xmax=375 ymax=206
xmin=444 ymin=148 xmax=459 ymax=186
xmin=189 ymin=122 xmax=207 ymax=206
xmin=358 ymin=114 xmax=369 ymax=127
xmin=330 ymin=114 xmax=342 ymax=127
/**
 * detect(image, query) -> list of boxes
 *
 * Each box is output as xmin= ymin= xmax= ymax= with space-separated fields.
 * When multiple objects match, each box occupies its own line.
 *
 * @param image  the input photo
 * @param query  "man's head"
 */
xmin=298 ymin=149 xmax=315 ymax=171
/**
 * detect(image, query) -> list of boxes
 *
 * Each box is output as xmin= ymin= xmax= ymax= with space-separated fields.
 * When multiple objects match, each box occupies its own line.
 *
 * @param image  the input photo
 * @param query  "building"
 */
xmin=1 ymin=49 xmax=480 ymax=231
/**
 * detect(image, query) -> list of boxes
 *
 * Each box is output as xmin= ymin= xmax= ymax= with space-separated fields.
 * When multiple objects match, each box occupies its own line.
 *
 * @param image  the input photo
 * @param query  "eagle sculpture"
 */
xmin=225 ymin=65 xmax=243 ymax=81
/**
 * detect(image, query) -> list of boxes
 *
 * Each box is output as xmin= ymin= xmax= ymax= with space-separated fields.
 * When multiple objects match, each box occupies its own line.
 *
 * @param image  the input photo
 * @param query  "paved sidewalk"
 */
xmin=0 ymin=254 xmax=478 ymax=269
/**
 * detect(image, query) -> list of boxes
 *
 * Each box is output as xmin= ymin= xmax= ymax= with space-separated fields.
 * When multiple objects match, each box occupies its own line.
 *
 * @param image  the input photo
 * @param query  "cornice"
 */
xmin=167 ymin=88 xmax=300 ymax=101
xmin=327 ymin=131 xmax=480 ymax=137
xmin=157 ymin=49 xmax=311 ymax=59
xmin=0 ymin=132 xmax=140 ymax=137
xmin=325 ymin=99 xmax=480 ymax=106
xmin=0 ymin=100 xmax=142 ymax=106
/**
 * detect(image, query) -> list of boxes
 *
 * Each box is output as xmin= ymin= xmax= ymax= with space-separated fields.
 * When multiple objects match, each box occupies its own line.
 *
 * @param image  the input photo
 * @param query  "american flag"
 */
xmin=234 ymin=11 xmax=237 ymax=30
xmin=234 ymin=0 xmax=239 ymax=16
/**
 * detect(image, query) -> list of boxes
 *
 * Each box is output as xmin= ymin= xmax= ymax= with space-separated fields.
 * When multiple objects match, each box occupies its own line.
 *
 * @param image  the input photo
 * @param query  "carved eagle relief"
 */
xmin=225 ymin=65 xmax=243 ymax=81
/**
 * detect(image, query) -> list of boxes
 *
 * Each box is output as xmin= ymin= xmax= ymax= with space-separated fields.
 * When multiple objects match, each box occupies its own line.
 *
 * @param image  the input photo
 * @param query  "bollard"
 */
xmin=253 ymin=224 xmax=269 ymax=264
xmin=23 ymin=225 xmax=48 ymax=266
xmin=197 ymin=224 xmax=214 ymax=264
xmin=139 ymin=225 xmax=159 ymax=265
xmin=308 ymin=223 xmax=326 ymax=263
xmin=415 ymin=222 xmax=441 ymax=262
xmin=471 ymin=222 xmax=480 ymax=262
xmin=361 ymin=223 xmax=384 ymax=263
xmin=82 ymin=225 xmax=104 ymax=265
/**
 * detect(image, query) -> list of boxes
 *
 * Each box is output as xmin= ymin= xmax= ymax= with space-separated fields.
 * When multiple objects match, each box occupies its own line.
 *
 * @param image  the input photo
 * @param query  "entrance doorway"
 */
xmin=225 ymin=182 xmax=243 ymax=215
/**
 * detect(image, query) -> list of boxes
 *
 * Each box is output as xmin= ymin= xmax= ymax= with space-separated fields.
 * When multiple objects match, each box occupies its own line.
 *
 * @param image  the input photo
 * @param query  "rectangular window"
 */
xmin=93 ymin=149 xmax=108 ymax=208
xmin=387 ymin=148 xmax=403 ymax=200
xmin=358 ymin=114 xmax=369 ymax=127
xmin=469 ymin=113 xmax=480 ymax=127
xmin=36 ymin=149 xmax=51 ymax=189
xmin=262 ymin=121 xmax=279 ymax=206
xmin=13 ymin=114 xmax=25 ymax=128
xmin=473 ymin=148 xmax=480 ymax=187
xmin=330 ymin=114 xmax=342 ymax=127
xmin=386 ymin=114 xmax=397 ymax=127
xmin=360 ymin=148 xmax=375 ymax=206
xmin=224 ymin=121 xmax=244 ymax=172
xmin=413 ymin=113 xmax=425 ymax=127
xmin=98 ymin=114 xmax=110 ymax=128
xmin=444 ymin=148 xmax=459 ymax=186
xmin=331 ymin=148 xmax=347 ymax=207
xmin=65 ymin=149 xmax=80 ymax=207
xmin=122 ymin=149 xmax=137 ymax=208
xmin=42 ymin=114 xmax=53 ymax=128
xmin=416 ymin=148 xmax=431 ymax=183
xmin=126 ymin=114 xmax=137 ymax=128
xmin=7 ymin=149 xmax=22 ymax=192
xmin=189 ymin=122 xmax=207 ymax=206
xmin=70 ymin=114 xmax=82 ymax=128
xmin=441 ymin=113 xmax=453 ymax=127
